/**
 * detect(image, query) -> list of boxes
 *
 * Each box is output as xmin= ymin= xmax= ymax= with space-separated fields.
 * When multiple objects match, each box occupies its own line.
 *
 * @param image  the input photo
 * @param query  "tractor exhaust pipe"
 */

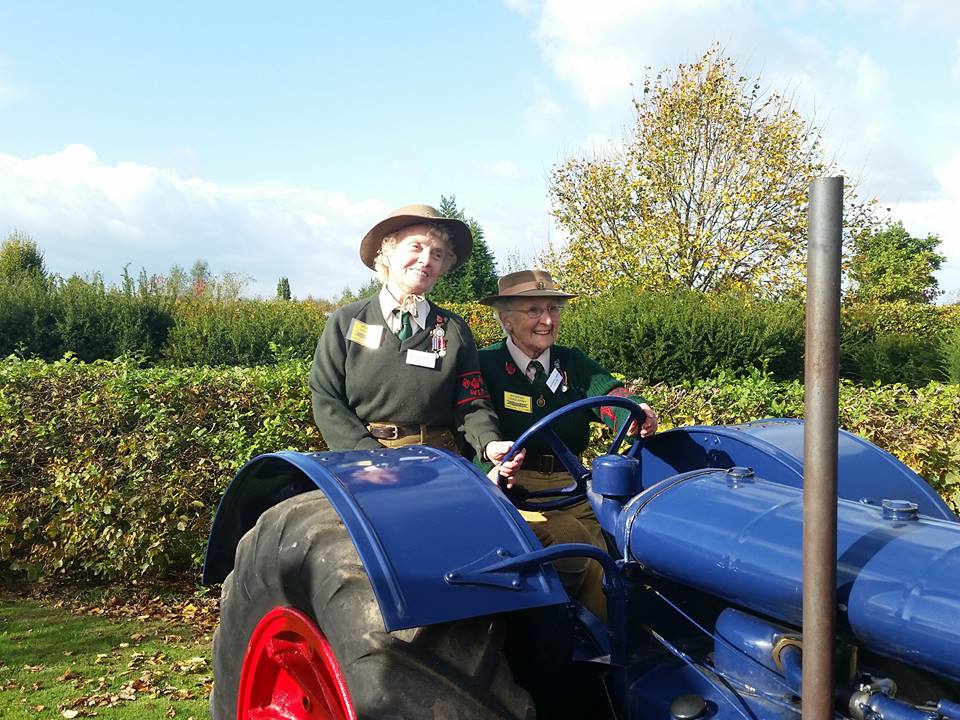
xmin=803 ymin=176 xmax=843 ymax=719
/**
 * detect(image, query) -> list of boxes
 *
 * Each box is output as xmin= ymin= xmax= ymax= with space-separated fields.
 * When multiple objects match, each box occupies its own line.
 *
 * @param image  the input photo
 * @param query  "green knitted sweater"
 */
xmin=477 ymin=340 xmax=645 ymax=464
xmin=310 ymin=297 xmax=501 ymax=454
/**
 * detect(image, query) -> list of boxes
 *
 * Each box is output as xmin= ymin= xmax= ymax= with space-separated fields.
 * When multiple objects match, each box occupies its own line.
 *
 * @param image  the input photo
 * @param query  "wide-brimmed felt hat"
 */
xmin=479 ymin=269 xmax=577 ymax=305
xmin=359 ymin=204 xmax=473 ymax=271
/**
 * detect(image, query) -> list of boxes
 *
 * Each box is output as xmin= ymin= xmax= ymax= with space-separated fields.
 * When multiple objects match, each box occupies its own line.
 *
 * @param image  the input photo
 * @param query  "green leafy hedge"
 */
xmin=559 ymin=287 xmax=956 ymax=387
xmin=163 ymin=299 xmax=326 ymax=366
xmin=0 ymin=273 xmax=328 ymax=367
xmin=2 ymin=357 xmax=958 ymax=581
xmin=3 ymin=273 xmax=959 ymax=385
xmin=559 ymin=289 xmax=805 ymax=383
xmin=0 ymin=357 xmax=321 ymax=580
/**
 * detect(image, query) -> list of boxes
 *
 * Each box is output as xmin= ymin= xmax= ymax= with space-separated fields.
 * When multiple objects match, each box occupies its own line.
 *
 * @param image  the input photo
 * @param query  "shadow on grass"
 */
xmin=0 ymin=603 xmax=143 ymax=668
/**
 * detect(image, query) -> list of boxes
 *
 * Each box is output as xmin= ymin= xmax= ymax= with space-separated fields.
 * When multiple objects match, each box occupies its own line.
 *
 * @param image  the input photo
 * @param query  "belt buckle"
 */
xmin=385 ymin=425 xmax=400 ymax=440
xmin=542 ymin=454 xmax=555 ymax=474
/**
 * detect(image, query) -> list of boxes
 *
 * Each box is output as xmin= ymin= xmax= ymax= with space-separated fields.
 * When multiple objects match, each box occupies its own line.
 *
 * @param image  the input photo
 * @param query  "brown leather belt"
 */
xmin=367 ymin=422 xmax=431 ymax=440
xmin=524 ymin=454 xmax=580 ymax=474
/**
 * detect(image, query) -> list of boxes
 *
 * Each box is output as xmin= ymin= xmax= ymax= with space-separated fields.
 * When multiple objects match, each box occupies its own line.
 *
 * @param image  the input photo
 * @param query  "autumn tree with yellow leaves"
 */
xmin=545 ymin=47 xmax=875 ymax=297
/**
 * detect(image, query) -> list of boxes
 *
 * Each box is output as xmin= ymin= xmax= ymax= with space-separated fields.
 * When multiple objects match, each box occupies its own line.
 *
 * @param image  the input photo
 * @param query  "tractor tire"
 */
xmin=211 ymin=490 xmax=535 ymax=720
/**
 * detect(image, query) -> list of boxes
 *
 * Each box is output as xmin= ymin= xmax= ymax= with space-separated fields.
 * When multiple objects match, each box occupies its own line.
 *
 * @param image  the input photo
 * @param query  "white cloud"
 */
xmin=0 ymin=61 xmax=20 ymax=103
xmin=480 ymin=159 xmax=523 ymax=180
xmin=479 ymin=194 xmax=557 ymax=272
xmin=501 ymin=0 xmax=536 ymax=16
xmin=845 ymin=49 xmax=887 ymax=103
xmin=0 ymin=145 xmax=391 ymax=299
xmin=522 ymin=84 xmax=563 ymax=135
xmin=892 ymin=149 xmax=960 ymax=298
xmin=514 ymin=0 xmax=953 ymax=211
xmin=527 ymin=0 xmax=755 ymax=109
xmin=953 ymin=37 xmax=960 ymax=85
xmin=887 ymin=0 xmax=960 ymax=28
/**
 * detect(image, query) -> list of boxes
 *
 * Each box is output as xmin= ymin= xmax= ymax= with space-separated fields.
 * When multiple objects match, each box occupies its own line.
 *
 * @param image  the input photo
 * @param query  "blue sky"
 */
xmin=1 ymin=1 xmax=959 ymax=299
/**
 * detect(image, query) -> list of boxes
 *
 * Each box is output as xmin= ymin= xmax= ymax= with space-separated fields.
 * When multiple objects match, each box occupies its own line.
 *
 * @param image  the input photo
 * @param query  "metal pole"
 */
xmin=803 ymin=176 xmax=843 ymax=720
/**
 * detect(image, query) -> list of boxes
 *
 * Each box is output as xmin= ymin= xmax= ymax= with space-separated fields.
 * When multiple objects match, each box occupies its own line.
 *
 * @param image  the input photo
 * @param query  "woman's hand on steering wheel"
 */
xmin=485 ymin=441 xmax=525 ymax=488
xmin=629 ymin=402 xmax=658 ymax=438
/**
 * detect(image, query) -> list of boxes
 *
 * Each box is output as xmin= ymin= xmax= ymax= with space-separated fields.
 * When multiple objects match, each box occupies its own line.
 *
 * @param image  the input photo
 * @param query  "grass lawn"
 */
xmin=0 ymin=584 xmax=217 ymax=719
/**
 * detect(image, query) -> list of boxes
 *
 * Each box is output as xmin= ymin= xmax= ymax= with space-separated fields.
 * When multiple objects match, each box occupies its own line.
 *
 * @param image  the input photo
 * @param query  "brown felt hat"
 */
xmin=359 ymin=204 xmax=473 ymax=271
xmin=479 ymin=269 xmax=577 ymax=305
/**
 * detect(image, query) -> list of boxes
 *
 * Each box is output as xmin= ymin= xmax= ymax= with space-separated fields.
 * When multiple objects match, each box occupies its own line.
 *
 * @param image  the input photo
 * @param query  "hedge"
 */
xmin=3 ymin=273 xmax=959 ymax=386
xmin=2 ymin=356 xmax=958 ymax=582
xmin=0 ymin=357 xmax=321 ymax=580
xmin=559 ymin=289 xmax=805 ymax=383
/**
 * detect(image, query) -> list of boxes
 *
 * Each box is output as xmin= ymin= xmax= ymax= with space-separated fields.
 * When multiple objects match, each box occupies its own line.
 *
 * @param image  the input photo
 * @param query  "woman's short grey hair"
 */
xmin=373 ymin=223 xmax=457 ymax=282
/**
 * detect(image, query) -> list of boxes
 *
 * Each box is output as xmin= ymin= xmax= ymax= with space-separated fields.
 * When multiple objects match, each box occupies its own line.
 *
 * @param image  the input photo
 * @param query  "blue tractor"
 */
xmin=202 ymin=394 xmax=960 ymax=719
xmin=202 ymin=180 xmax=960 ymax=719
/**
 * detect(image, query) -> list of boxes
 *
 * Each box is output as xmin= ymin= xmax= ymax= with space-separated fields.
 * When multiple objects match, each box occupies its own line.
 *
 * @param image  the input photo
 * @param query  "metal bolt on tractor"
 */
xmin=203 ymin=180 xmax=960 ymax=719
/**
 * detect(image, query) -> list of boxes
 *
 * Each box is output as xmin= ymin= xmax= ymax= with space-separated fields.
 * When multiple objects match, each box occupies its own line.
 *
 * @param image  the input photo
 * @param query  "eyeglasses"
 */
xmin=515 ymin=304 xmax=564 ymax=319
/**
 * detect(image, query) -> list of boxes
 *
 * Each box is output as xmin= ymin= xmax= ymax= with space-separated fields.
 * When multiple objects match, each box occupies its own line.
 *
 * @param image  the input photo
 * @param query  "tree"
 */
xmin=0 ymin=230 xmax=46 ymax=279
xmin=335 ymin=277 xmax=380 ymax=306
xmin=276 ymin=276 xmax=292 ymax=301
xmin=847 ymin=222 xmax=945 ymax=304
xmin=216 ymin=271 xmax=252 ymax=300
xmin=429 ymin=195 xmax=499 ymax=303
xmin=189 ymin=259 xmax=211 ymax=296
xmin=545 ymin=46 xmax=875 ymax=297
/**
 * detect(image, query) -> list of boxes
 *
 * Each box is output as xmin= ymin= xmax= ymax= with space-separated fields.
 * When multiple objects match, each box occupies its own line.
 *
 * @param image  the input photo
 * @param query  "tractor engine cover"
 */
xmin=618 ymin=466 xmax=960 ymax=682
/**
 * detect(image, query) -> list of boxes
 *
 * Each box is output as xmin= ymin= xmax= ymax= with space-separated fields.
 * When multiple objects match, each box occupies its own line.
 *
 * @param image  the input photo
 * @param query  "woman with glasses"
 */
xmin=477 ymin=269 xmax=658 ymax=620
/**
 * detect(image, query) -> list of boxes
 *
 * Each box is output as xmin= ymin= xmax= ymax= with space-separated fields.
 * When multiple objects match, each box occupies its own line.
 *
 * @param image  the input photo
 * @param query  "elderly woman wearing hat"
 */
xmin=310 ymin=204 xmax=520 ymax=471
xmin=477 ymin=269 xmax=658 ymax=620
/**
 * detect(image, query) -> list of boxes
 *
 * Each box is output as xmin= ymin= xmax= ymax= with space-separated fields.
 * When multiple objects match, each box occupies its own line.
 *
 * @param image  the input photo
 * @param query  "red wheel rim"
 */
xmin=238 ymin=606 xmax=357 ymax=720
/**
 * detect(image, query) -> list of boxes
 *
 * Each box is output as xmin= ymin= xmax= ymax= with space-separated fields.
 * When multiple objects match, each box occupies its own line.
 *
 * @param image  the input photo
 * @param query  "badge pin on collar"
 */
xmin=553 ymin=359 xmax=568 ymax=392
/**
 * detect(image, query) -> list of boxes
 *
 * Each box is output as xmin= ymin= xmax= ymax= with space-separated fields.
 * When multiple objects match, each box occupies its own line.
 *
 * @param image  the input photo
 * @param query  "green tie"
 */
xmin=529 ymin=360 xmax=546 ymax=383
xmin=397 ymin=310 xmax=413 ymax=341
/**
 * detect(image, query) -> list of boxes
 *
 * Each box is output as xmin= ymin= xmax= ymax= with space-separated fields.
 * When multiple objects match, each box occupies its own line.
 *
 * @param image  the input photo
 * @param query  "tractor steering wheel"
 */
xmin=497 ymin=395 xmax=647 ymax=511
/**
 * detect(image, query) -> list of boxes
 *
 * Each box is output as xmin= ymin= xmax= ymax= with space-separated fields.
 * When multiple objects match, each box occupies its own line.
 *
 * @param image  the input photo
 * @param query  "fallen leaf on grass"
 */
xmin=171 ymin=657 xmax=207 ymax=674
xmin=5 ymin=582 xmax=220 ymax=638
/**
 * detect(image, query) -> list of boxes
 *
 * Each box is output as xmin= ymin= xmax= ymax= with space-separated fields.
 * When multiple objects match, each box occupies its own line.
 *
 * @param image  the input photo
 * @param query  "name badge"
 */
xmin=406 ymin=349 xmax=437 ymax=369
xmin=503 ymin=391 xmax=532 ymax=413
xmin=546 ymin=368 xmax=563 ymax=393
xmin=347 ymin=318 xmax=383 ymax=349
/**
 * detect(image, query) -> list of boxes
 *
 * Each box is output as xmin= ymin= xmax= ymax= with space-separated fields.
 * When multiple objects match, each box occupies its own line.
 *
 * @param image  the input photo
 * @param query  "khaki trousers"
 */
xmin=514 ymin=469 xmax=608 ymax=622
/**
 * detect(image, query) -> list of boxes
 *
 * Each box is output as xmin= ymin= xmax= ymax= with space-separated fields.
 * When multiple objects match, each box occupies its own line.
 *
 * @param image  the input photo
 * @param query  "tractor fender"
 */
xmin=202 ymin=446 xmax=568 ymax=631
xmin=639 ymin=419 xmax=955 ymax=520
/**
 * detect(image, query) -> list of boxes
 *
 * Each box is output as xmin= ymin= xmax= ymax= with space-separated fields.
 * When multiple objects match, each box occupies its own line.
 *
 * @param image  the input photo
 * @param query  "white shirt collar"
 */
xmin=379 ymin=287 xmax=429 ymax=331
xmin=505 ymin=336 xmax=550 ymax=382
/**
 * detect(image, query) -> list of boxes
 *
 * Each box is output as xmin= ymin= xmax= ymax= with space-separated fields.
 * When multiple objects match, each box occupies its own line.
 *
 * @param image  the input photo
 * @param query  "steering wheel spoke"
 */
xmin=609 ymin=417 xmax=632 ymax=455
xmin=541 ymin=428 xmax=589 ymax=481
